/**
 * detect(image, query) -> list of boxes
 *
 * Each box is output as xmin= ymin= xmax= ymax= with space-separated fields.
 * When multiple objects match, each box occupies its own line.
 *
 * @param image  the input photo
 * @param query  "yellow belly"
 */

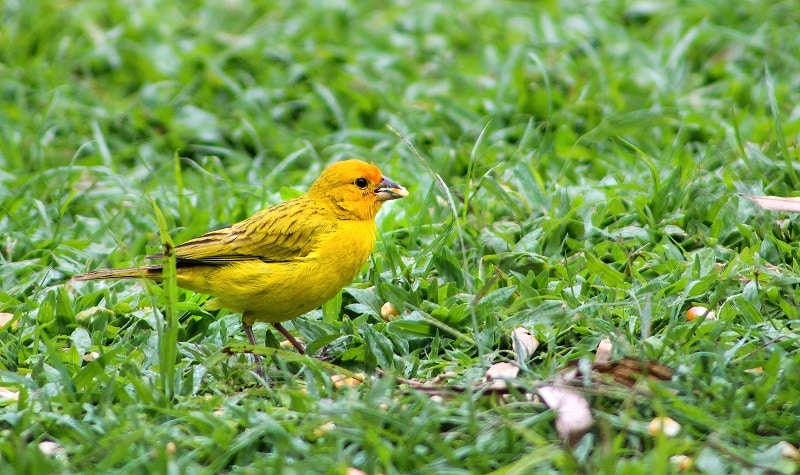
xmin=175 ymin=220 xmax=377 ymax=324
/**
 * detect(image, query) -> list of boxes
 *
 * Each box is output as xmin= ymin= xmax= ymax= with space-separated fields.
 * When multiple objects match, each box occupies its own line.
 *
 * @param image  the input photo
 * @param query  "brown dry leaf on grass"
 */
xmin=595 ymin=338 xmax=613 ymax=363
xmin=0 ymin=312 xmax=15 ymax=329
xmin=382 ymin=328 xmax=673 ymax=448
xmin=563 ymin=357 xmax=674 ymax=388
xmin=485 ymin=362 xmax=520 ymax=380
xmin=0 ymin=387 xmax=19 ymax=401
xmin=744 ymin=194 xmax=800 ymax=212
xmin=511 ymin=327 xmax=539 ymax=361
xmin=484 ymin=362 xmax=520 ymax=391
xmin=537 ymin=385 xmax=593 ymax=446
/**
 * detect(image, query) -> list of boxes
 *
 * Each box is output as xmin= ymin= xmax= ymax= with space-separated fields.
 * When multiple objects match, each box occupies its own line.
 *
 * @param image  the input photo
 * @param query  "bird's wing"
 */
xmin=149 ymin=201 xmax=337 ymax=265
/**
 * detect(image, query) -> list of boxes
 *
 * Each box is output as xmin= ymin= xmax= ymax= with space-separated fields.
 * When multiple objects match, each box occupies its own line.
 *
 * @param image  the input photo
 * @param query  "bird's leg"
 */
xmin=242 ymin=320 xmax=266 ymax=379
xmin=273 ymin=322 xmax=306 ymax=354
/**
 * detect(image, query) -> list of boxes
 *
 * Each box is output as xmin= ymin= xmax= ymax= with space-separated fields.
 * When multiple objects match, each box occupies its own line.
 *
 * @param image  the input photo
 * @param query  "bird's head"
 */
xmin=309 ymin=159 xmax=408 ymax=221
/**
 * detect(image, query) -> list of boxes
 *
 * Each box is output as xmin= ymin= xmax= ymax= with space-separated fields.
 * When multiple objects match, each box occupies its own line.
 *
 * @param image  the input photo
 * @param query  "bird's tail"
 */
xmin=71 ymin=265 xmax=164 ymax=282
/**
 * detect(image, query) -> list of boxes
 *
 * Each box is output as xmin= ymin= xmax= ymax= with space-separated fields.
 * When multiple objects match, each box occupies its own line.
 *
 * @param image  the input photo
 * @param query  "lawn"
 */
xmin=2 ymin=0 xmax=800 ymax=473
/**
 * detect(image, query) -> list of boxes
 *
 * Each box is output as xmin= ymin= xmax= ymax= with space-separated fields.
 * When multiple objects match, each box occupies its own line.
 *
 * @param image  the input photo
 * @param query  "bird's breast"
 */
xmin=313 ymin=219 xmax=377 ymax=283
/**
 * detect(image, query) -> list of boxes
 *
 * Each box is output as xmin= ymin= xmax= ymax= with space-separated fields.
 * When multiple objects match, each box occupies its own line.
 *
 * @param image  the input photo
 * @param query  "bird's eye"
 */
xmin=354 ymin=177 xmax=369 ymax=189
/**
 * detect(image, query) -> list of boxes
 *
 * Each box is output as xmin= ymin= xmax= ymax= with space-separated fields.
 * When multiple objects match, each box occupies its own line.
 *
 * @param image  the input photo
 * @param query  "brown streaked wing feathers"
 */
xmin=147 ymin=201 xmax=336 ymax=265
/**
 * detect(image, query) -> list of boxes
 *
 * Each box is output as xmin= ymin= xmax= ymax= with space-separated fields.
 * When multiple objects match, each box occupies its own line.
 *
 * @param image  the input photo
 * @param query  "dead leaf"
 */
xmin=777 ymin=441 xmax=800 ymax=461
xmin=484 ymin=362 xmax=520 ymax=391
xmin=511 ymin=327 xmax=539 ymax=361
xmin=38 ymin=441 xmax=65 ymax=457
xmin=595 ymin=338 xmax=613 ymax=363
xmin=0 ymin=387 xmax=19 ymax=401
xmin=566 ymin=357 xmax=674 ymax=387
xmin=0 ymin=313 xmax=15 ymax=329
xmin=744 ymin=194 xmax=800 ymax=212
xmin=537 ymin=385 xmax=592 ymax=446
xmin=485 ymin=362 xmax=519 ymax=380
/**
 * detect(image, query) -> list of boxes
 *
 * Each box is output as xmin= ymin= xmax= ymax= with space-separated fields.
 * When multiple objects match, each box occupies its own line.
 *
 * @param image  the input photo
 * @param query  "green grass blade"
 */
xmin=150 ymin=198 xmax=179 ymax=400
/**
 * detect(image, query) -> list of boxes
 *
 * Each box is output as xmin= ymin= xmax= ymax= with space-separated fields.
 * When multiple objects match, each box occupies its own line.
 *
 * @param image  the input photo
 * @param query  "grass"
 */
xmin=2 ymin=0 xmax=800 ymax=473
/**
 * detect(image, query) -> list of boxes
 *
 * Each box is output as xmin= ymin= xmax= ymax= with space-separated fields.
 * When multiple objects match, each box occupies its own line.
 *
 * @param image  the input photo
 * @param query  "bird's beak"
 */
xmin=375 ymin=176 xmax=408 ymax=201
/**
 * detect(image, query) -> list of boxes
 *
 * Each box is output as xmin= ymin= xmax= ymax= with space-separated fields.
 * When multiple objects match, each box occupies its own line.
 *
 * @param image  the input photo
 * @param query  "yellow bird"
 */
xmin=73 ymin=159 xmax=407 ymax=367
